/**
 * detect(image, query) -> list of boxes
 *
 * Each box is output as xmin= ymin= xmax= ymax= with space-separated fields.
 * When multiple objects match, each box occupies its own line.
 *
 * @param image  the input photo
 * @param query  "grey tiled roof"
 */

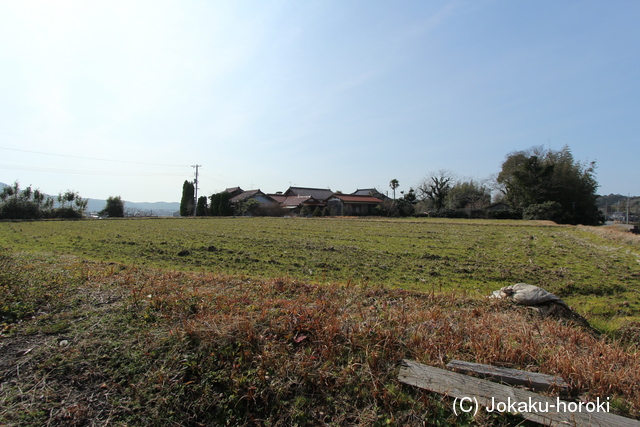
xmin=284 ymin=186 xmax=334 ymax=200
xmin=230 ymin=189 xmax=265 ymax=203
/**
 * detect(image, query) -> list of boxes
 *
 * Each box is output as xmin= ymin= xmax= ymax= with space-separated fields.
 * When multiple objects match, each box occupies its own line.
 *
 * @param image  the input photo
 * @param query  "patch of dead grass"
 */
xmin=1 ymin=252 xmax=639 ymax=426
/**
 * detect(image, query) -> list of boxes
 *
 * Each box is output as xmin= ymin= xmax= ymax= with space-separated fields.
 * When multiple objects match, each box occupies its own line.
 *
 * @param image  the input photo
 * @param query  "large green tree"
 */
xmin=180 ymin=180 xmax=195 ymax=216
xmin=209 ymin=191 xmax=231 ymax=216
xmin=497 ymin=146 xmax=601 ymax=225
xmin=209 ymin=193 xmax=220 ymax=216
xmin=100 ymin=196 xmax=125 ymax=218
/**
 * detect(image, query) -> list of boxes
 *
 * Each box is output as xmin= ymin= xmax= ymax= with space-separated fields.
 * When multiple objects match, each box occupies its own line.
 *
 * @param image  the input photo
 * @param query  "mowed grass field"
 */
xmin=2 ymin=217 xmax=640 ymax=426
xmin=1 ymin=217 xmax=639 ymax=328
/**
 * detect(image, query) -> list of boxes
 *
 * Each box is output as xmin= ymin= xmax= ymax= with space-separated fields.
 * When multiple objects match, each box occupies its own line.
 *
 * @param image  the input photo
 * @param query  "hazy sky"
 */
xmin=1 ymin=1 xmax=638 ymax=203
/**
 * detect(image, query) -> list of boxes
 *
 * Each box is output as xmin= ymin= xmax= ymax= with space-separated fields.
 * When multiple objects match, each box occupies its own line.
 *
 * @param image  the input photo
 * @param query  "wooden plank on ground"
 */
xmin=446 ymin=359 xmax=570 ymax=393
xmin=398 ymin=359 xmax=639 ymax=427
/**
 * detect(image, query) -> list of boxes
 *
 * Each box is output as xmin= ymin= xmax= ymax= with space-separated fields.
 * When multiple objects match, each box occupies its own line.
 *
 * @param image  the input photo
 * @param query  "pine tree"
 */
xmin=196 ymin=196 xmax=208 ymax=216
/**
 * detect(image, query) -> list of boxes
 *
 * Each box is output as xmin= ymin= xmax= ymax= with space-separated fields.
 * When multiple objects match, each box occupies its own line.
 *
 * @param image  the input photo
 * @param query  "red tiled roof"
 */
xmin=330 ymin=194 xmax=382 ymax=204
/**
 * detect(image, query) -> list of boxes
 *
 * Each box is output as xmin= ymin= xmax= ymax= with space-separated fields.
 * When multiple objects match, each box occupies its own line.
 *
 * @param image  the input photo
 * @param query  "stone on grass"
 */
xmin=491 ymin=283 xmax=594 ymax=331
xmin=492 ymin=283 xmax=566 ymax=307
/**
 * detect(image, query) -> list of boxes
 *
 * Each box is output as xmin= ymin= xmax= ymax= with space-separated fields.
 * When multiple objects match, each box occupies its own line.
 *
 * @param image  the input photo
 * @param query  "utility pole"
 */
xmin=192 ymin=164 xmax=201 ymax=217
xmin=627 ymin=193 xmax=631 ymax=225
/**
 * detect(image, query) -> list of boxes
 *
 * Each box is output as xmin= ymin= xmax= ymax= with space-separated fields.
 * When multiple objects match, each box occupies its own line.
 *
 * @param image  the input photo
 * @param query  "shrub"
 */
xmin=523 ymin=201 xmax=563 ymax=222
xmin=0 ymin=182 xmax=86 ymax=220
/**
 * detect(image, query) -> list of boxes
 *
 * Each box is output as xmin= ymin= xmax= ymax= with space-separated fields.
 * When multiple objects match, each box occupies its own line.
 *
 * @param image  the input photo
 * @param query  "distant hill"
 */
xmin=1 ymin=182 xmax=179 ymax=217
xmin=86 ymin=199 xmax=180 ymax=217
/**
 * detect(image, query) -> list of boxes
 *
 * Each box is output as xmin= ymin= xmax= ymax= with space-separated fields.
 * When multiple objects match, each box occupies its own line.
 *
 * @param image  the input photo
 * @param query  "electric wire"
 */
xmin=0 ymin=164 xmax=189 ymax=177
xmin=0 ymin=146 xmax=189 ymax=168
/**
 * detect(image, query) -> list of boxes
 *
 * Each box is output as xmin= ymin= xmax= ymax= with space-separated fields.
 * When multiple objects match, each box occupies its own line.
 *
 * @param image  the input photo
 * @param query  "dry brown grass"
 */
xmin=2 ymin=252 xmax=640 ymax=426
xmin=579 ymin=224 xmax=640 ymax=249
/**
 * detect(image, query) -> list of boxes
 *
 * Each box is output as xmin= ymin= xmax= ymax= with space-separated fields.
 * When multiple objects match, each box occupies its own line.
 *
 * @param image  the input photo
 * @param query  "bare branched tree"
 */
xmin=418 ymin=170 xmax=455 ymax=212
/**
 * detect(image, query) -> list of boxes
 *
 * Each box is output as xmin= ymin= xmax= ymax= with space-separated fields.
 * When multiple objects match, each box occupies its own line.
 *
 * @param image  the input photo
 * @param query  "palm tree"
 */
xmin=389 ymin=179 xmax=399 ymax=200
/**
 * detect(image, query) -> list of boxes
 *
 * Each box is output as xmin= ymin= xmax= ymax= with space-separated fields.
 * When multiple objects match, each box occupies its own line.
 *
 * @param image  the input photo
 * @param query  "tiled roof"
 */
xmin=224 ymin=187 xmax=244 ymax=197
xmin=352 ymin=188 xmax=389 ymax=200
xmin=281 ymin=195 xmax=325 ymax=207
xmin=268 ymin=194 xmax=287 ymax=203
xmin=282 ymin=195 xmax=311 ymax=207
xmin=284 ymin=186 xmax=333 ymax=200
xmin=330 ymin=194 xmax=382 ymax=204
xmin=352 ymin=188 xmax=377 ymax=196
xmin=229 ymin=189 xmax=266 ymax=203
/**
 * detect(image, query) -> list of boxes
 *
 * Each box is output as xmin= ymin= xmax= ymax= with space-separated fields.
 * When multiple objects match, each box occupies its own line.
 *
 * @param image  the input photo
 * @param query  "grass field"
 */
xmin=1 ymin=217 xmax=640 ymax=426
xmin=1 ymin=217 xmax=639 ymax=327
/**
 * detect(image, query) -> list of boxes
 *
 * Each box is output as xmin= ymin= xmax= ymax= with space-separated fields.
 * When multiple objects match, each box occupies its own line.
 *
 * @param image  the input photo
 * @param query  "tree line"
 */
xmin=179 ymin=145 xmax=604 ymax=225
xmin=401 ymin=145 xmax=601 ymax=224
xmin=395 ymin=145 xmax=601 ymax=224
xmin=0 ymin=182 xmax=88 ymax=220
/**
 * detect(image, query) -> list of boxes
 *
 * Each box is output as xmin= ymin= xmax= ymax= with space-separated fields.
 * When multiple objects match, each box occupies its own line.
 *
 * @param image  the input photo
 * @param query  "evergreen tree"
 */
xmin=210 ymin=193 xmax=220 ymax=216
xmin=100 ymin=196 xmax=125 ymax=217
xmin=208 ymin=191 xmax=231 ymax=216
xmin=180 ymin=180 xmax=195 ymax=216
xmin=396 ymin=188 xmax=417 ymax=216
xmin=497 ymin=146 xmax=601 ymax=225
xmin=196 ymin=196 xmax=208 ymax=216
xmin=217 ymin=191 xmax=231 ymax=216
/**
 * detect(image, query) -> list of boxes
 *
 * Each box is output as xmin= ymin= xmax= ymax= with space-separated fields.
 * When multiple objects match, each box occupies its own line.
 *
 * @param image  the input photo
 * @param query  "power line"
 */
xmin=0 ymin=146 xmax=189 ymax=168
xmin=0 ymin=164 xmax=188 ymax=177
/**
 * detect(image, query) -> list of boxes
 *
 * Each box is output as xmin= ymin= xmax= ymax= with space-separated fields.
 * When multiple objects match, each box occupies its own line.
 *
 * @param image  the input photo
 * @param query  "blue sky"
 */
xmin=1 ymin=1 xmax=638 ymax=203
